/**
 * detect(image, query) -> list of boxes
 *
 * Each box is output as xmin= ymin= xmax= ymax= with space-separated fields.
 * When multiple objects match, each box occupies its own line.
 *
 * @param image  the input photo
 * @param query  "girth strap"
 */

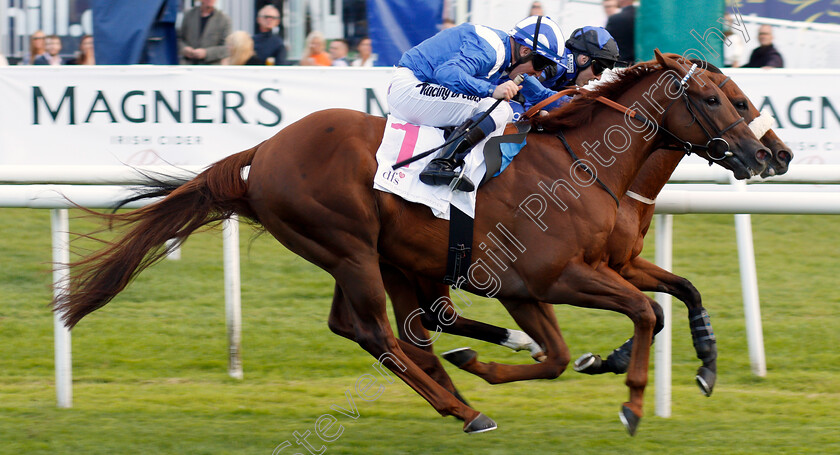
xmin=443 ymin=205 xmax=474 ymax=287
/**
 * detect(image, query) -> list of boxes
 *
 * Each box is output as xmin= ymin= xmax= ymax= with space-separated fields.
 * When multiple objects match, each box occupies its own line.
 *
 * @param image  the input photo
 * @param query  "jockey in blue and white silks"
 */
xmin=511 ymin=26 xmax=622 ymax=120
xmin=387 ymin=15 xmax=565 ymax=192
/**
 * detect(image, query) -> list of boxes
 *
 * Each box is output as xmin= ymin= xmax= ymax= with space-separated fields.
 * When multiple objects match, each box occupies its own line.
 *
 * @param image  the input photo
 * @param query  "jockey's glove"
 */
xmin=519 ymin=74 xmax=571 ymax=112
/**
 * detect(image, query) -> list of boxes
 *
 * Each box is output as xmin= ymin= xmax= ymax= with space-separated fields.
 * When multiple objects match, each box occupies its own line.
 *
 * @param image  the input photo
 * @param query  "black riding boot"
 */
xmin=419 ymin=115 xmax=493 ymax=192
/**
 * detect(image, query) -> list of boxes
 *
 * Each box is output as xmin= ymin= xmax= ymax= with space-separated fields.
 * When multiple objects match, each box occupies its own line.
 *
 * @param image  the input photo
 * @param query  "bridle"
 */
xmin=647 ymin=64 xmax=744 ymax=161
xmin=568 ymin=63 xmax=745 ymax=163
xmin=527 ymin=63 xmax=747 ymax=206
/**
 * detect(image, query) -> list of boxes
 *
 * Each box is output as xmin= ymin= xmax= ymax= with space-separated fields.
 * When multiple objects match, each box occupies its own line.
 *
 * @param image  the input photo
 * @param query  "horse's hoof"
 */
xmin=696 ymin=366 xmax=716 ymax=397
xmin=443 ymin=347 xmax=477 ymax=368
xmin=464 ymin=413 xmax=497 ymax=434
xmin=573 ymin=353 xmax=603 ymax=374
xmin=619 ymin=405 xmax=641 ymax=436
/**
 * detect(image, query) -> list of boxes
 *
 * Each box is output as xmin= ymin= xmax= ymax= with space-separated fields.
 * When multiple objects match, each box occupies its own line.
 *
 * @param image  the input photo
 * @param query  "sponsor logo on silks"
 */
xmin=415 ymin=83 xmax=481 ymax=102
xmin=510 ymin=100 xmax=526 ymax=122
xmin=381 ymin=169 xmax=405 ymax=185
xmin=565 ymin=53 xmax=575 ymax=73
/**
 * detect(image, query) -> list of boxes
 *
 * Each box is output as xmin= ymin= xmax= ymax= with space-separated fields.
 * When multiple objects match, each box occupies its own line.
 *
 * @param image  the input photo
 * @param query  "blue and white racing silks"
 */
xmin=397 ymin=23 xmax=511 ymax=98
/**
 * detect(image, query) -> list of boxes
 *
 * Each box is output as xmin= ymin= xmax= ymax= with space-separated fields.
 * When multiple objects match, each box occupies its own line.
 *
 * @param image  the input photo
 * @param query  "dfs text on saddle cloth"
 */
xmin=373 ymin=115 xmax=504 ymax=220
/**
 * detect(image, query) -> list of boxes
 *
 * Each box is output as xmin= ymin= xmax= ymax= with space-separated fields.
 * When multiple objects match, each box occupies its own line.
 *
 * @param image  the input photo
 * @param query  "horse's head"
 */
xmin=693 ymin=61 xmax=793 ymax=177
xmin=654 ymin=50 xmax=769 ymax=179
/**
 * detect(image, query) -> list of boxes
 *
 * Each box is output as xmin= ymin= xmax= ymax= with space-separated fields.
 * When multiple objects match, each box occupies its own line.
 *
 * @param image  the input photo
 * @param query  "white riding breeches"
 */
xmin=387 ymin=67 xmax=513 ymax=129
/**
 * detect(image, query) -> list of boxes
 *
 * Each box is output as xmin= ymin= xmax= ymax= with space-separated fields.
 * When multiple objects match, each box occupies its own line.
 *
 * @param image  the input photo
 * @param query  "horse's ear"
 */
xmin=654 ymin=48 xmax=680 ymax=71
xmin=654 ymin=49 xmax=668 ymax=67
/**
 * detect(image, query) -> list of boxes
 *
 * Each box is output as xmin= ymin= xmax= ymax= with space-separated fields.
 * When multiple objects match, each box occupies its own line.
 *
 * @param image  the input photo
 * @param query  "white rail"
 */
xmin=2 ymin=164 xmax=839 ymax=414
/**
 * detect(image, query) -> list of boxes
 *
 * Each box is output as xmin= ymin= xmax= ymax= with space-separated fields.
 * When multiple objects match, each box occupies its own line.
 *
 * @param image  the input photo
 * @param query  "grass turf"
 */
xmin=0 ymin=208 xmax=838 ymax=454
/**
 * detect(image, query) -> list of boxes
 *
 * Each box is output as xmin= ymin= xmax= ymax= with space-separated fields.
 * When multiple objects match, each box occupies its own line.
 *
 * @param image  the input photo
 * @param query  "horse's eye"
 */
xmin=706 ymin=96 xmax=720 ymax=106
xmin=735 ymin=101 xmax=748 ymax=111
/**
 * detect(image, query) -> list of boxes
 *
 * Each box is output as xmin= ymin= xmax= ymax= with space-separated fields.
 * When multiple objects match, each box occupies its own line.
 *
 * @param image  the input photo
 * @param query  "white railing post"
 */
xmin=654 ymin=213 xmax=673 ymax=418
xmin=730 ymin=176 xmax=767 ymax=377
xmin=51 ymin=208 xmax=72 ymax=408
xmin=223 ymin=216 xmax=243 ymax=379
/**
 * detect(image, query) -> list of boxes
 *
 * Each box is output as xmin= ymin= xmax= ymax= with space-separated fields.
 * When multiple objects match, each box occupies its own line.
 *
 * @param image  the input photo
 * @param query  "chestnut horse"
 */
xmin=55 ymin=51 xmax=769 ymax=435
xmin=385 ymin=61 xmax=793 ymax=400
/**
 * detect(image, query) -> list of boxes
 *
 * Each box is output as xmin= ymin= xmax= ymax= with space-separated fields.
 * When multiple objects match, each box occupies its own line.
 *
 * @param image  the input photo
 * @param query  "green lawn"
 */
xmin=1 ymin=208 xmax=838 ymax=454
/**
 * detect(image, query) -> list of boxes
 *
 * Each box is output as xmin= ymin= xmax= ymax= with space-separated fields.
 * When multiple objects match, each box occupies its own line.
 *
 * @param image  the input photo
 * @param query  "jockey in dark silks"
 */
xmin=512 ymin=26 xmax=622 ymax=120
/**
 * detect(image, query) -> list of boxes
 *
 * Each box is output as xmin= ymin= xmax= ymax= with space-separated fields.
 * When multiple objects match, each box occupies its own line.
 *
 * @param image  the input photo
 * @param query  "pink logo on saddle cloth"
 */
xmin=373 ymin=115 xmax=495 ymax=220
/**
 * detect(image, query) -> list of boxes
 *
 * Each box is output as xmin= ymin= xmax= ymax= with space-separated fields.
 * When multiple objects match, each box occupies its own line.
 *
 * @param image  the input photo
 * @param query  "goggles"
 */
xmin=576 ymin=54 xmax=615 ymax=76
xmin=532 ymin=54 xmax=554 ymax=72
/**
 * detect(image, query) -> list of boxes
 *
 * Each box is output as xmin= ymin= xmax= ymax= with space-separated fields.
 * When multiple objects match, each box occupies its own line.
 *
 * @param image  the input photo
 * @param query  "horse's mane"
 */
xmin=533 ymin=56 xmax=721 ymax=133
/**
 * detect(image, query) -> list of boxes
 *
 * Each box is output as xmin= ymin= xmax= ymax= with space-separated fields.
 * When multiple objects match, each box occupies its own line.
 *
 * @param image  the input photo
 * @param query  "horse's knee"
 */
xmin=543 ymin=351 xmax=571 ymax=379
xmin=650 ymin=301 xmax=665 ymax=335
xmin=629 ymin=300 xmax=657 ymax=333
xmin=677 ymin=277 xmax=703 ymax=308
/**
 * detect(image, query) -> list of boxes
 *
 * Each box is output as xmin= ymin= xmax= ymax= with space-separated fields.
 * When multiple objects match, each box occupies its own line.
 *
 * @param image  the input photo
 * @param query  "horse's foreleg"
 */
xmin=621 ymin=257 xmax=702 ymax=308
xmin=574 ymin=293 xmax=664 ymax=376
xmin=334 ymin=260 xmax=495 ymax=433
xmin=444 ymin=301 xmax=570 ymax=384
xmin=619 ymin=257 xmax=717 ymax=396
xmin=545 ymin=262 xmax=658 ymax=436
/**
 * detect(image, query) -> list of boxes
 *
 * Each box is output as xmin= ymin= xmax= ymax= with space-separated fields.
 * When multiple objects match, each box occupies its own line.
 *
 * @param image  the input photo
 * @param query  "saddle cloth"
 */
xmin=373 ymin=115 xmax=525 ymax=220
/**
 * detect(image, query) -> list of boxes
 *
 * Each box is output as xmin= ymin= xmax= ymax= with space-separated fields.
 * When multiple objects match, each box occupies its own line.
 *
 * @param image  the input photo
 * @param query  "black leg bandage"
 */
xmin=689 ymin=307 xmax=717 ymax=365
xmin=604 ymin=338 xmax=633 ymax=374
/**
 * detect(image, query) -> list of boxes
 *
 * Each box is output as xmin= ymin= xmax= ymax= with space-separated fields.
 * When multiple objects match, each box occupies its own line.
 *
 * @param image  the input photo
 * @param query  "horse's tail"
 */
xmin=55 ymin=146 xmax=259 ymax=328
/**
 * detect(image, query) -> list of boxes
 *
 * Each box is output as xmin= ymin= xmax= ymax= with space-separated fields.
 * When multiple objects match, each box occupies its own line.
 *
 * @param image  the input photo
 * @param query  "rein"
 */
xmin=523 ymin=88 xmax=578 ymax=118
xmin=530 ymin=63 xmax=747 ymax=207
xmin=589 ymin=66 xmax=744 ymax=162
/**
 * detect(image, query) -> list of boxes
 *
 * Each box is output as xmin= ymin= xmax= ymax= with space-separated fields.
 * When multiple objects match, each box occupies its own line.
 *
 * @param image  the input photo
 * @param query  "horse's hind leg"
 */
xmin=334 ymin=260 xmax=495 ymax=433
xmin=443 ymin=301 xmax=570 ymax=384
xmin=392 ymin=273 xmax=544 ymax=360
xmin=381 ymin=265 xmax=470 ymax=404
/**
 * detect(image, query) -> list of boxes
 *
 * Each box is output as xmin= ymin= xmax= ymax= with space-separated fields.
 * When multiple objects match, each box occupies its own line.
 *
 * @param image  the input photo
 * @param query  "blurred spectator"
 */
xmin=222 ymin=31 xmax=260 ymax=65
xmin=351 ymin=37 xmax=375 ymax=67
xmin=529 ymin=1 xmax=544 ymax=16
xmin=441 ymin=18 xmax=456 ymax=30
xmin=0 ymin=54 xmax=7 ymax=66
xmin=179 ymin=0 xmax=231 ymax=65
xmin=743 ymin=24 xmax=784 ymax=69
xmin=33 ymin=35 xmax=64 ymax=65
xmin=300 ymin=31 xmax=332 ymax=66
xmin=253 ymin=4 xmax=287 ymax=65
xmin=603 ymin=0 xmax=619 ymax=18
xmin=27 ymin=30 xmax=47 ymax=64
xmin=330 ymin=39 xmax=350 ymax=66
xmin=722 ymin=13 xmax=746 ymax=68
xmin=69 ymin=35 xmax=96 ymax=65
xmin=606 ymin=0 xmax=635 ymax=63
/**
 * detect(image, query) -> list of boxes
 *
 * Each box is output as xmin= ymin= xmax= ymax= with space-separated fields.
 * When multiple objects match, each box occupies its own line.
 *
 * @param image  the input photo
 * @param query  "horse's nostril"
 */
xmin=756 ymin=148 xmax=770 ymax=162
xmin=777 ymin=150 xmax=792 ymax=163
